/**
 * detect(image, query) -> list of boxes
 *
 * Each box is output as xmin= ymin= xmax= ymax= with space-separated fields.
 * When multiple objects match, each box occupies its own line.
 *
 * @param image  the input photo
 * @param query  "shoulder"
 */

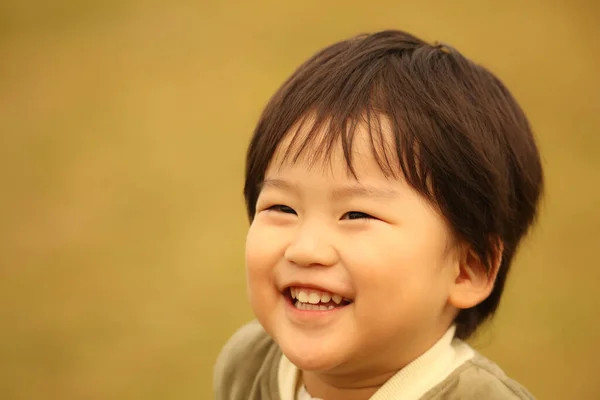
xmin=213 ymin=320 xmax=281 ymax=400
xmin=424 ymin=351 xmax=535 ymax=400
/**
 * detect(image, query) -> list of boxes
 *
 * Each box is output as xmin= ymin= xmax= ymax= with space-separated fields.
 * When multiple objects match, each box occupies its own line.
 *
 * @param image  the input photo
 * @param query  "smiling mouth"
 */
xmin=285 ymin=287 xmax=353 ymax=311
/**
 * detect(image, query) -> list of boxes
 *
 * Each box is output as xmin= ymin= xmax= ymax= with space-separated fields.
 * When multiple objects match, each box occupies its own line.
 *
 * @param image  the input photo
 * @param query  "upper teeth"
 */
xmin=290 ymin=287 xmax=344 ymax=304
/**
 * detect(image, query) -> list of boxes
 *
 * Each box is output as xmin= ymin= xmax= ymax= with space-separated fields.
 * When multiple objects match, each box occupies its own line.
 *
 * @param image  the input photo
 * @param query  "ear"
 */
xmin=448 ymin=240 xmax=503 ymax=310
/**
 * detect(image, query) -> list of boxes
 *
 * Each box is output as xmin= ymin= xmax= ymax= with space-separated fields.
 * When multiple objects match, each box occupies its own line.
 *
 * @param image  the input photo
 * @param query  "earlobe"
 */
xmin=448 ymin=242 xmax=502 ymax=310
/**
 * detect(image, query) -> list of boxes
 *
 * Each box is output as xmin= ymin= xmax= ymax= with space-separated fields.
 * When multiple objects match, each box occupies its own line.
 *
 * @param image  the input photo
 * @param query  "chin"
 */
xmin=279 ymin=339 xmax=346 ymax=372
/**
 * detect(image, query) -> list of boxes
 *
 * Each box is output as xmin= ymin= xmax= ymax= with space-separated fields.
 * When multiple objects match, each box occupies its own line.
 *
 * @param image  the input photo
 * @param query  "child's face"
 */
xmin=245 ymin=121 xmax=460 ymax=374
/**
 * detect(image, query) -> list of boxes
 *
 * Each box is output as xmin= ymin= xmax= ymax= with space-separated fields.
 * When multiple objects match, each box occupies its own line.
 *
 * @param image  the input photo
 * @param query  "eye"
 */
xmin=267 ymin=204 xmax=297 ymax=215
xmin=341 ymin=211 xmax=373 ymax=220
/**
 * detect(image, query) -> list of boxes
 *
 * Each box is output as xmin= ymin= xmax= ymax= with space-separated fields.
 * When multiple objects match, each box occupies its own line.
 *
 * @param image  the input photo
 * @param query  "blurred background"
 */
xmin=1 ymin=0 xmax=598 ymax=399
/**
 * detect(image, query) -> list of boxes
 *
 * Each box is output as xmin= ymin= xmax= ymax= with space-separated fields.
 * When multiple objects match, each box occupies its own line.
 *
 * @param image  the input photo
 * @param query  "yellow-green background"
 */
xmin=1 ymin=1 xmax=598 ymax=399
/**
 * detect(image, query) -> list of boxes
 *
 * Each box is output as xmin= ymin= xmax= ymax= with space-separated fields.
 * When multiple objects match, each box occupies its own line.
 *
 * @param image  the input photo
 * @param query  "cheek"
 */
xmin=245 ymin=222 xmax=283 ymax=273
xmin=350 ymin=225 xmax=451 ymax=300
xmin=245 ymin=226 xmax=268 ymax=282
xmin=244 ymin=224 xmax=281 ymax=303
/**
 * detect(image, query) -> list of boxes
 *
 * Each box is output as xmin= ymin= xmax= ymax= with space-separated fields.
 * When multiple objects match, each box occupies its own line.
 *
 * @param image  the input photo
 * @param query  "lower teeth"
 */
xmin=294 ymin=302 xmax=336 ymax=311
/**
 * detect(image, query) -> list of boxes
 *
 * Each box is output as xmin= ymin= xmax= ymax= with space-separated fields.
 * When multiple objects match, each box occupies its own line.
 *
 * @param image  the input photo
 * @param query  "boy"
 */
xmin=214 ymin=30 xmax=543 ymax=400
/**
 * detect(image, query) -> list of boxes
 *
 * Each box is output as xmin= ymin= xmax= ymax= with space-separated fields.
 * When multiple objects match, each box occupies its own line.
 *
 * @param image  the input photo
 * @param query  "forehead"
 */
xmin=267 ymin=113 xmax=401 ymax=180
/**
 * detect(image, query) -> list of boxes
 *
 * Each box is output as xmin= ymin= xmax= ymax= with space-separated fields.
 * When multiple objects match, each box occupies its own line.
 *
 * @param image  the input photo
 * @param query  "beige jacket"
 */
xmin=214 ymin=321 xmax=535 ymax=400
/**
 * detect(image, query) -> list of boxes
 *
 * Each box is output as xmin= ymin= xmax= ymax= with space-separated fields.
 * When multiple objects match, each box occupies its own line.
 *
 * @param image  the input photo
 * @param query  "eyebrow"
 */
xmin=260 ymin=178 xmax=297 ymax=193
xmin=260 ymin=178 xmax=400 ymax=200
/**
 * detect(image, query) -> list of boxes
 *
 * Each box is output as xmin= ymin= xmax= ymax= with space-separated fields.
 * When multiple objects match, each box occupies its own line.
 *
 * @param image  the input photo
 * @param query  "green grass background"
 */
xmin=1 ymin=1 xmax=599 ymax=399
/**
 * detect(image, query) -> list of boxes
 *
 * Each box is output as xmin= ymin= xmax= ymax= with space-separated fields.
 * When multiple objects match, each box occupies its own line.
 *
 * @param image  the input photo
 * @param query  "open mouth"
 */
xmin=284 ymin=286 xmax=353 ymax=311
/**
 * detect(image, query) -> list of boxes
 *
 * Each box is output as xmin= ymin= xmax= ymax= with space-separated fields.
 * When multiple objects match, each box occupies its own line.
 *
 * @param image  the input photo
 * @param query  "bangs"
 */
xmin=278 ymin=105 xmax=424 ymax=189
xmin=262 ymin=40 xmax=448 ymax=207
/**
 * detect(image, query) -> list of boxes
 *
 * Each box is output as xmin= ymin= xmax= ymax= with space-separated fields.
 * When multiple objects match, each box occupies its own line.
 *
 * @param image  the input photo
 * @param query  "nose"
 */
xmin=284 ymin=224 xmax=338 ymax=268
